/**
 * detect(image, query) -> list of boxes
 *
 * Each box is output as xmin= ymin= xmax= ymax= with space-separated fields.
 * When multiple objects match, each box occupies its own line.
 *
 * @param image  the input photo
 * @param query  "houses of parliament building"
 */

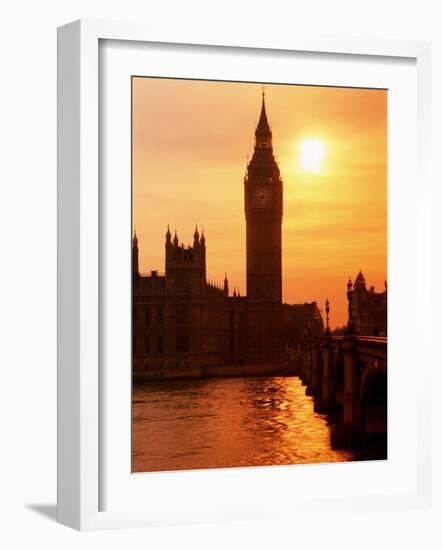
xmin=132 ymin=93 xmax=289 ymax=379
xmin=132 ymin=93 xmax=388 ymax=379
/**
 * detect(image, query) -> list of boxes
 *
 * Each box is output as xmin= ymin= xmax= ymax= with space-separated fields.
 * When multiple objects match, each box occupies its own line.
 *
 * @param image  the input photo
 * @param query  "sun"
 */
xmin=299 ymin=139 xmax=325 ymax=173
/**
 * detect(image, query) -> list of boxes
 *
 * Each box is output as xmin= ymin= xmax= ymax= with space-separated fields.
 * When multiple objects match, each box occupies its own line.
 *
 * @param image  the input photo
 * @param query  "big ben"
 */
xmin=244 ymin=92 xmax=284 ymax=363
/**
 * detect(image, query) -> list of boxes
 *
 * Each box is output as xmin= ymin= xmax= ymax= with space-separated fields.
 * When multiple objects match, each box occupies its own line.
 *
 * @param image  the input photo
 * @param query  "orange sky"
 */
xmin=132 ymin=77 xmax=387 ymax=328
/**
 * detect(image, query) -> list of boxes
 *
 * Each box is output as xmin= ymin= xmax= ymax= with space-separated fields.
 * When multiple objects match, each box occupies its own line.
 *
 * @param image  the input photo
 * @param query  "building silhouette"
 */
xmin=348 ymin=271 xmax=387 ymax=336
xmin=283 ymin=302 xmax=324 ymax=349
xmin=133 ymin=94 xmax=316 ymax=379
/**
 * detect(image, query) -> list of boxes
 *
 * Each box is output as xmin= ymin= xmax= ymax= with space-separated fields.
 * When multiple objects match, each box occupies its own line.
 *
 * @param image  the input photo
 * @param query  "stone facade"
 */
xmin=132 ymin=229 xmax=232 ymax=379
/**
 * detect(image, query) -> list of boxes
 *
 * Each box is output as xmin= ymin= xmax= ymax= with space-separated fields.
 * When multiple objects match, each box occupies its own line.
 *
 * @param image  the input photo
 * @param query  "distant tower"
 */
xmin=132 ymin=231 xmax=139 ymax=278
xmin=224 ymin=272 xmax=229 ymax=296
xmin=244 ymin=91 xmax=283 ymax=363
xmin=163 ymin=227 xmax=210 ymax=365
xmin=165 ymin=227 xmax=207 ymax=287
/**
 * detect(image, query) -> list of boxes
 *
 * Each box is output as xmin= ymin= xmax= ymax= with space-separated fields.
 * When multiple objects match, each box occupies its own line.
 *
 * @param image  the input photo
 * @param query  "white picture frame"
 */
xmin=57 ymin=19 xmax=432 ymax=531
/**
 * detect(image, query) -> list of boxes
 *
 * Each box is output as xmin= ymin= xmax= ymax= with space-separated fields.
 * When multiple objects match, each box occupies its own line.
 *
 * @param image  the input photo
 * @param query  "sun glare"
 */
xmin=299 ymin=139 xmax=325 ymax=173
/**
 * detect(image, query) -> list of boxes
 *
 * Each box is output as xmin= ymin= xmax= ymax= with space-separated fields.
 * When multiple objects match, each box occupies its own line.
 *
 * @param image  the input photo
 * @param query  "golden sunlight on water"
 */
xmin=132 ymin=376 xmax=355 ymax=472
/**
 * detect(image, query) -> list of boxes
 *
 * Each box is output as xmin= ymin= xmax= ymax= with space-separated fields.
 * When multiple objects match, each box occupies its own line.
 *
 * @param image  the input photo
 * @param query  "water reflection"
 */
xmin=132 ymin=376 xmax=355 ymax=472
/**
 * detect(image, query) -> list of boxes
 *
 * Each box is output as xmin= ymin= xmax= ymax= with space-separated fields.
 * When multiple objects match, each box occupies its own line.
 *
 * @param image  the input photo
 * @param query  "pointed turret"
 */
xmin=165 ymin=225 xmax=171 ymax=245
xmin=200 ymin=228 xmax=205 ymax=246
xmin=173 ymin=230 xmax=179 ymax=246
xmin=354 ymin=270 xmax=366 ymax=288
xmin=132 ymin=230 xmax=139 ymax=277
xmin=223 ymin=272 xmax=229 ymax=295
xmin=193 ymin=224 xmax=200 ymax=246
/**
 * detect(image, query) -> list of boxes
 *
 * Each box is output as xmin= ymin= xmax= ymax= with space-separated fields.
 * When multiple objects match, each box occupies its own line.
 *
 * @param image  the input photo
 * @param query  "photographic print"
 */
xmin=131 ymin=77 xmax=387 ymax=473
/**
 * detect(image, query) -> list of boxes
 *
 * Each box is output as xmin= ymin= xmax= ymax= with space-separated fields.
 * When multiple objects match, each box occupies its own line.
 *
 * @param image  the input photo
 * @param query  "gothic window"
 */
xmin=144 ymin=306 xmax=150 ymax=324
xmin=176 ymin=334 xmax=189 ymax=353
xmin=157 ymin=306 xmax=164 ymax=325
xmin=175 ymin=274 xmax=189 ymax=292
xmin=158 ymin=335 xmax=164 ymax=354
xmin=132 ymin=335 xmax=137 ymax=353
xmin=175 ymin=304 xmax=189 ymax=325
xmin=144 ymin=336 xmax=150 ymax=354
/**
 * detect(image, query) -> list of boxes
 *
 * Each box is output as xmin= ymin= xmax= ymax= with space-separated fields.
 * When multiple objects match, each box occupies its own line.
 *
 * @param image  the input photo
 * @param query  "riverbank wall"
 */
xmin=133 ymin=363 xmax=296 ymax=382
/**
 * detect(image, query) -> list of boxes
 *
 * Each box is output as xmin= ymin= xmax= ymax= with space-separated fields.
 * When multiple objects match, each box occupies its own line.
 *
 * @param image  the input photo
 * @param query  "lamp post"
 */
xmin=346 ymin=278 xmax=355 ymax=335
xmin=325 ymin=298 xmax=331 ymax=336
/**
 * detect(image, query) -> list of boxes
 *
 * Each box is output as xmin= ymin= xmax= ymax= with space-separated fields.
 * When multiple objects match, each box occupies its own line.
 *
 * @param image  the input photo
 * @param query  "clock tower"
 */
xmin=244 ymin=92 xmax=283 ymax=363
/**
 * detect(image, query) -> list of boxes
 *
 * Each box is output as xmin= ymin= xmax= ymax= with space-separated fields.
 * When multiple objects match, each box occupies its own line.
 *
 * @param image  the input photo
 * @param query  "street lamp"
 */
xmin=346 ymin=277 xmax=355 ymax=335
xmin=325 ymin=298 xmax=330 ymax=336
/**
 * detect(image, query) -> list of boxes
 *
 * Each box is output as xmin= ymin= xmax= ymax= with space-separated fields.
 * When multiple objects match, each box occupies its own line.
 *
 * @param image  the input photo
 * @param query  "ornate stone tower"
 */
xmin=165 ymin=225 xmax=207 ymax=294
xmin=244 ymin=92 xmax=283 ymax=363
xmin=132 ymin=231 xmax=139 ymax=279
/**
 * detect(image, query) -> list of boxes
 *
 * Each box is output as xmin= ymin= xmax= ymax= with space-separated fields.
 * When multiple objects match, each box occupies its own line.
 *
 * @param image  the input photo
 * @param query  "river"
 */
xmin=132 ymin=376 xmax=362 ymax=472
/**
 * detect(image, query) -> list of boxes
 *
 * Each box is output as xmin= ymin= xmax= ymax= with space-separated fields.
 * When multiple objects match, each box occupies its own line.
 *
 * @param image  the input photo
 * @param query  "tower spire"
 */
xmin=256 ymin=91 xmax=271 ymax=133
xmin=255 ymin=90 xmax=272 ymax=149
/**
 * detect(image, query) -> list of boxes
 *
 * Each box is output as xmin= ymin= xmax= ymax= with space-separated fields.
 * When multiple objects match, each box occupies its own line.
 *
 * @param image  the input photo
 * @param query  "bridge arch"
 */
xmin=360 ymin=366 xmax=387 ymax=439
xmin=333 ymin=351 xmax=345 ymax=406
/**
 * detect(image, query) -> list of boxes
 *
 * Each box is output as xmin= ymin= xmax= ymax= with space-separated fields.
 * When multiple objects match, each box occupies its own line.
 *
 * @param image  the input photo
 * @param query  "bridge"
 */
xmin=289 ymin=332 xmax=387 ymax=447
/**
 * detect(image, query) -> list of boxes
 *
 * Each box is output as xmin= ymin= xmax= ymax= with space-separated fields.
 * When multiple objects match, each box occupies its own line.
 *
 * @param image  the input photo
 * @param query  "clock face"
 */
xmin=251 ymin=186 xmax=272 ymax=208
